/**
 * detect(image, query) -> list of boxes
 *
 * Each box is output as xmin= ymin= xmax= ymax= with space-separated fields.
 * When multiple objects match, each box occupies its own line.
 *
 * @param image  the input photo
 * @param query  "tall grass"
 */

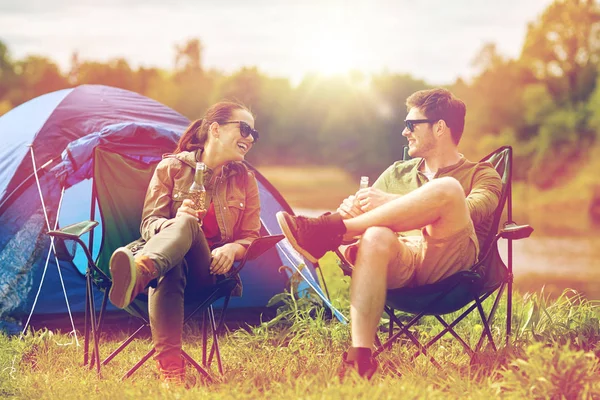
xmin=1 ymin=256 xmax=599 ymax=399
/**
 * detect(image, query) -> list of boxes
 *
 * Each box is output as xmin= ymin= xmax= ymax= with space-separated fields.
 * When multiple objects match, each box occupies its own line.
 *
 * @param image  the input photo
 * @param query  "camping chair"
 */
xmin=47 ymin=146 xmax=283 ymax=380
xmin=335 ymin=145 xmax=533 ymax=368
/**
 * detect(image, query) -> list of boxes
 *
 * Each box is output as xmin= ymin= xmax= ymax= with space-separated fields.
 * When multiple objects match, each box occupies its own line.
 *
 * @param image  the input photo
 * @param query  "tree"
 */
xmin=75 ymin=58 xmax=137 ymax=91
xmin=174 ymin=38 xmax=203 ymax=74
xmin=521 ymin=0 xmax=600 ymax=105
xmin=13 ymin=56 xmax=68 ymax=105
xmin=0 ymin=40 xmax=17 ymax=102
xmin=459 ymin=43 xmax=534 ymax=146
xmin=170 ymin=38 xmax=213 ymax=118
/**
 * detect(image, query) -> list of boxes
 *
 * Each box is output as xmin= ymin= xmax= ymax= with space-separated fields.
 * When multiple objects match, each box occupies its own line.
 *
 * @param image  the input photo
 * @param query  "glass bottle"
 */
xmin=189 ymin=162 xmax=207 ymax=211
xmin=359 ymin=176 xmax=369 ymax=189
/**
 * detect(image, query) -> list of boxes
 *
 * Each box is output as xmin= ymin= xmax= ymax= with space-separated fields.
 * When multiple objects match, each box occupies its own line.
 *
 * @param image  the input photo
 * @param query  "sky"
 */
xmin=0 ymin=0 xmax=554 ymax=85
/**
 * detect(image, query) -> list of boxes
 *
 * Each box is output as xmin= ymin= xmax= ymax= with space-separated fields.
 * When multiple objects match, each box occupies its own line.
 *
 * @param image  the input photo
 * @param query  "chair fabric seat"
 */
xmin=386 ymin=271 xmax=482 ymax=315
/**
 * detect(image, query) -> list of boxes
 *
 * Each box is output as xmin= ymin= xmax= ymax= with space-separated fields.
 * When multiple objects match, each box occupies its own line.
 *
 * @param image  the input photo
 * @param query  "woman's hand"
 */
xmin=355 ymin=187 xmax=397 ymax=212
xmin=337 ymin=195 xmax=364 ymax=219
xmin=210 ymin=243 xmax=244 ymax=275
xmin=176 ymin=199 xmax=206 ymax=221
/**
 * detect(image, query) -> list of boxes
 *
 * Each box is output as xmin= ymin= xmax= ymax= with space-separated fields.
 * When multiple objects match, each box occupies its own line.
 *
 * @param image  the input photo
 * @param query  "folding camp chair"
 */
xmin=47 ymin=147 xmax=283 ymax=380
xmin=335 ymin=146 xmax=533 ymax=368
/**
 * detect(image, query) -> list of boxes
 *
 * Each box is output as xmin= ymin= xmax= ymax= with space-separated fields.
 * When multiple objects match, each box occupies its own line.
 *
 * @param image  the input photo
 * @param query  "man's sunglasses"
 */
xmin=222 ymin=120 xmax=259 ymax=142
xmin=404 ymin=119 xmax=436 ymax=132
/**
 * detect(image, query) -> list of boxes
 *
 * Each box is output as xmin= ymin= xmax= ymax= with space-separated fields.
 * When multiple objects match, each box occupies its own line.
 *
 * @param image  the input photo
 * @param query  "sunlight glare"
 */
xmin=310 ymin=33 xmax=359 ymax=76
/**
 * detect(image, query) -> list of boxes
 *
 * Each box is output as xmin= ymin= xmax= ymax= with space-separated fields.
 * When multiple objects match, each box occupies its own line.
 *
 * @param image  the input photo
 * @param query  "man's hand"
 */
xmin=356 ymin=187 xmax=397 ymax=212
xmin=176 ymin=199 xmax=206 ymax=221
xmin=210 ymin=243 xmax=243 ymax=275
xmin=337 ymin=195 xmax=364 ymax=219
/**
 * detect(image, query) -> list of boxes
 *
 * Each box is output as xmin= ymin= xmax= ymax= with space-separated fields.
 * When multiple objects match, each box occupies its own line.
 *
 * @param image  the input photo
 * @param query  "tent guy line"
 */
xmin=20 ymin=146 xmax=79 ymax=345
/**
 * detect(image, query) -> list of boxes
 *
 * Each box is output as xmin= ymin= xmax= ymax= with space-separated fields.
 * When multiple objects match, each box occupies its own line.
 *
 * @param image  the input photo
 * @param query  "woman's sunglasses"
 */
xmin=222 ymin=120 xmax=259 ymax=142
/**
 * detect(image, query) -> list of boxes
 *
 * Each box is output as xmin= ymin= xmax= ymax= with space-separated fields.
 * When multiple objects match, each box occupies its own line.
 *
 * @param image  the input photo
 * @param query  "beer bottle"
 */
xmin=359 ymin=176 xmax=369 ymax=189
xmin=189 ymin=162 xmax=207 ymax=211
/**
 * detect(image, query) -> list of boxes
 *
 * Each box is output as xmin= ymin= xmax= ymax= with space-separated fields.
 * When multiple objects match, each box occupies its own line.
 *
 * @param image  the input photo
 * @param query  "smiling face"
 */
xmin=214 ymin=108 xmax=256 ymax=162
xmin=402 ymin=107 xmax=436 ymax=158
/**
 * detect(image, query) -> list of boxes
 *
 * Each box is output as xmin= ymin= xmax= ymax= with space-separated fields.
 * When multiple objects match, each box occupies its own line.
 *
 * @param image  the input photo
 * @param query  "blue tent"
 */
xmin=0 ymin=84 xmax=344 ymax=334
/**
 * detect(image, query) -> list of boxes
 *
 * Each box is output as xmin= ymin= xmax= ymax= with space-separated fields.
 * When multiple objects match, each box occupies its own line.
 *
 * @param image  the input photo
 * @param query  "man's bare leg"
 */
xmin=349 ymin=177 xmax=472 ymax=350
xmin=350 ymin=227 xmax=403 ymax=348
xmin=344 ymin=177 xmax=470 ymax=240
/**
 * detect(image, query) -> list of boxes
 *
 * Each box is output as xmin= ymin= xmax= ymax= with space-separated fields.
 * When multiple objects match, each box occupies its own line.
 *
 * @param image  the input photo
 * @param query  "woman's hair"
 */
xmin=174 ymin=101 xmax=251 ymax=153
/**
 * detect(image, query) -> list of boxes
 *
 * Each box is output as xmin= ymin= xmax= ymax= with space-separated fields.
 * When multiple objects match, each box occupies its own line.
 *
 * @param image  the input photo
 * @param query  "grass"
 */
xmin=1 ymin=254 xmax=600 ymax=399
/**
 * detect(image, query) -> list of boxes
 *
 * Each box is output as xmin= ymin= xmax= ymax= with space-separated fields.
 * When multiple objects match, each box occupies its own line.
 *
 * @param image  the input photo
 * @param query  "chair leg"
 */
xmin=86 ymin=273 xmax=101 ymax=375
xmin=316 ymin=263 xmax=331 ymax=300
xmin=428 ymin=315 xmax=474 ymax=357
xmin=102 ymin=324 xmax=148 ymax=366
xmin=202 ymin=309 xmax=208 ymax=367
xmin=474 ymin=284 xmax=505 ymax=353
xmin=83 ymin=273 xmax=91 ymax=368
xmin=121 ymin=348 xmax=155 ymax=380
xmin=507 ymin=275 xmax=513 ymax=346
xmin=208 ymin=295 xmax=232 ymax=369
xmin=376 ymin=310 xmax=441 ymax=369
xmin=102 ymin=301 xmax=151 ymax=365
xmin=374 ymin=333 xmax=383 ymax=350
xmin=182 ymin=350 xmax=213 ymax=382
xmin=96 ymin=290 xmax=109 ymax=334
xmin=412 ymin=295 xmax=495 ymax=363
xmin=215 ymin=295 xmax=231 ymax=334
xmin=207 ymin=305 xmax=224 ymax=375
xmin=396 ymin=320 xmax=442 ymax=369
xmin=475 ymin=298 xmax=497 ymax=352
xmin=89 ymin=288 xmax=109 ymax=372
xmin=388 ymin=307 xmax=394 ymax=339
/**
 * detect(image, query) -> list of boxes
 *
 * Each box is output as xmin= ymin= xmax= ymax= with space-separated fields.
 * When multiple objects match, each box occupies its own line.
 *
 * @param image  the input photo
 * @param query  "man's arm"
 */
xmin=466 ymin=164 xmax=502 ymax=225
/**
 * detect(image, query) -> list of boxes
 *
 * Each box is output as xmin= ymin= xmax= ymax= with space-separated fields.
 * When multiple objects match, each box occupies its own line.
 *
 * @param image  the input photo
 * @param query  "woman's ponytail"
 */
xmin=174 ymin=119 xmax=204 ymax=153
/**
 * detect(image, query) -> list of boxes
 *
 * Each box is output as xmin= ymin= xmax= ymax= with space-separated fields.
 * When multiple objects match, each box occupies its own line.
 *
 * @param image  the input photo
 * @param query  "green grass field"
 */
xmin=1 ymin=254 xmax=599 ymax=399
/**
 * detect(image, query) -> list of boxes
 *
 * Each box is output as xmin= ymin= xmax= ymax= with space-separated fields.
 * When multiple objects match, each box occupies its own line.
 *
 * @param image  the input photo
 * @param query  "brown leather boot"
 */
xmin=108 ymin=247 xmax=159 ymax=309
xmin=157 ymin=357 xmax=186 ymax=388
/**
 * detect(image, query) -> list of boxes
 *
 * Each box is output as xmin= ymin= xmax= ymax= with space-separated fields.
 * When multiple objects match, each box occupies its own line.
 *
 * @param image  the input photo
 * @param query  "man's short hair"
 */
xmin=406 ymin=88 xmax=466 ymax=145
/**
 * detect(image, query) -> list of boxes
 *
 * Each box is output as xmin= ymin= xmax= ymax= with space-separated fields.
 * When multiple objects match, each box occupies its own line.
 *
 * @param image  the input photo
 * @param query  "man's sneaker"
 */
xmin=276 ymin=211 xmax=346 ymax=263
xmin=339 ymin=348 xmax=378 ymax=380
xmin=109 ymin=247 xmax=159 ymax=309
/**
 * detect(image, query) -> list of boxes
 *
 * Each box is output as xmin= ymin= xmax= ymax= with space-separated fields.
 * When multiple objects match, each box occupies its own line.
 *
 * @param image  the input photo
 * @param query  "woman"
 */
xmin=107 ymin=101 xmax=261 ymax=382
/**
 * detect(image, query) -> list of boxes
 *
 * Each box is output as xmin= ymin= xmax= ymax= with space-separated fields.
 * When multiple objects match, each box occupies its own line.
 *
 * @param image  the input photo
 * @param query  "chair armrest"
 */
xmin=46 ymin=220 xmax=110 ymax=282
xmin=499 ymin=223 xmax=533 ymax=240
xmin=47 ymin=220 xmax=99 ymax=241
xmin=244 ymin=234 xmax=285 ymax=261
xmin=227 ymin=234 xmax=285 ymax=276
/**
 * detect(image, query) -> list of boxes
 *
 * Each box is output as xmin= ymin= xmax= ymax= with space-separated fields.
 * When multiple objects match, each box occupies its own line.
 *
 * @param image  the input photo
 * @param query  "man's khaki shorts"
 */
xmin=386 ymin=221 xmax=479 ymax=289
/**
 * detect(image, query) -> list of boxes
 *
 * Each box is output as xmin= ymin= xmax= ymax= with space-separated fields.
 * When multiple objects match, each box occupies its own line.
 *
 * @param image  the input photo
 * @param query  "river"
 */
xmin=294 ymin=208 xmax=600 ymax=296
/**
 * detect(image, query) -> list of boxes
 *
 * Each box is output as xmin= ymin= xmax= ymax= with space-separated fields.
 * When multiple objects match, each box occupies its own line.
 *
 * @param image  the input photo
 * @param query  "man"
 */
xmin=276 ymin=88 xmax=502 ymax=378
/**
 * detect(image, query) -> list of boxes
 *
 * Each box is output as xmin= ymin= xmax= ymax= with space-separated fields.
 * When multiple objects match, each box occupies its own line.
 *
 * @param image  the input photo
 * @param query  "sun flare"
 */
xmin=311 ymin=35 xmax=358 ymax=76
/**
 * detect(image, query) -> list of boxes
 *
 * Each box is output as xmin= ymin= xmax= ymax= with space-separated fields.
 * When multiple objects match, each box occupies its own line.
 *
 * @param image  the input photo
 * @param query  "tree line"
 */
xmin=1 ymin=0 xmax=600 ymax=198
